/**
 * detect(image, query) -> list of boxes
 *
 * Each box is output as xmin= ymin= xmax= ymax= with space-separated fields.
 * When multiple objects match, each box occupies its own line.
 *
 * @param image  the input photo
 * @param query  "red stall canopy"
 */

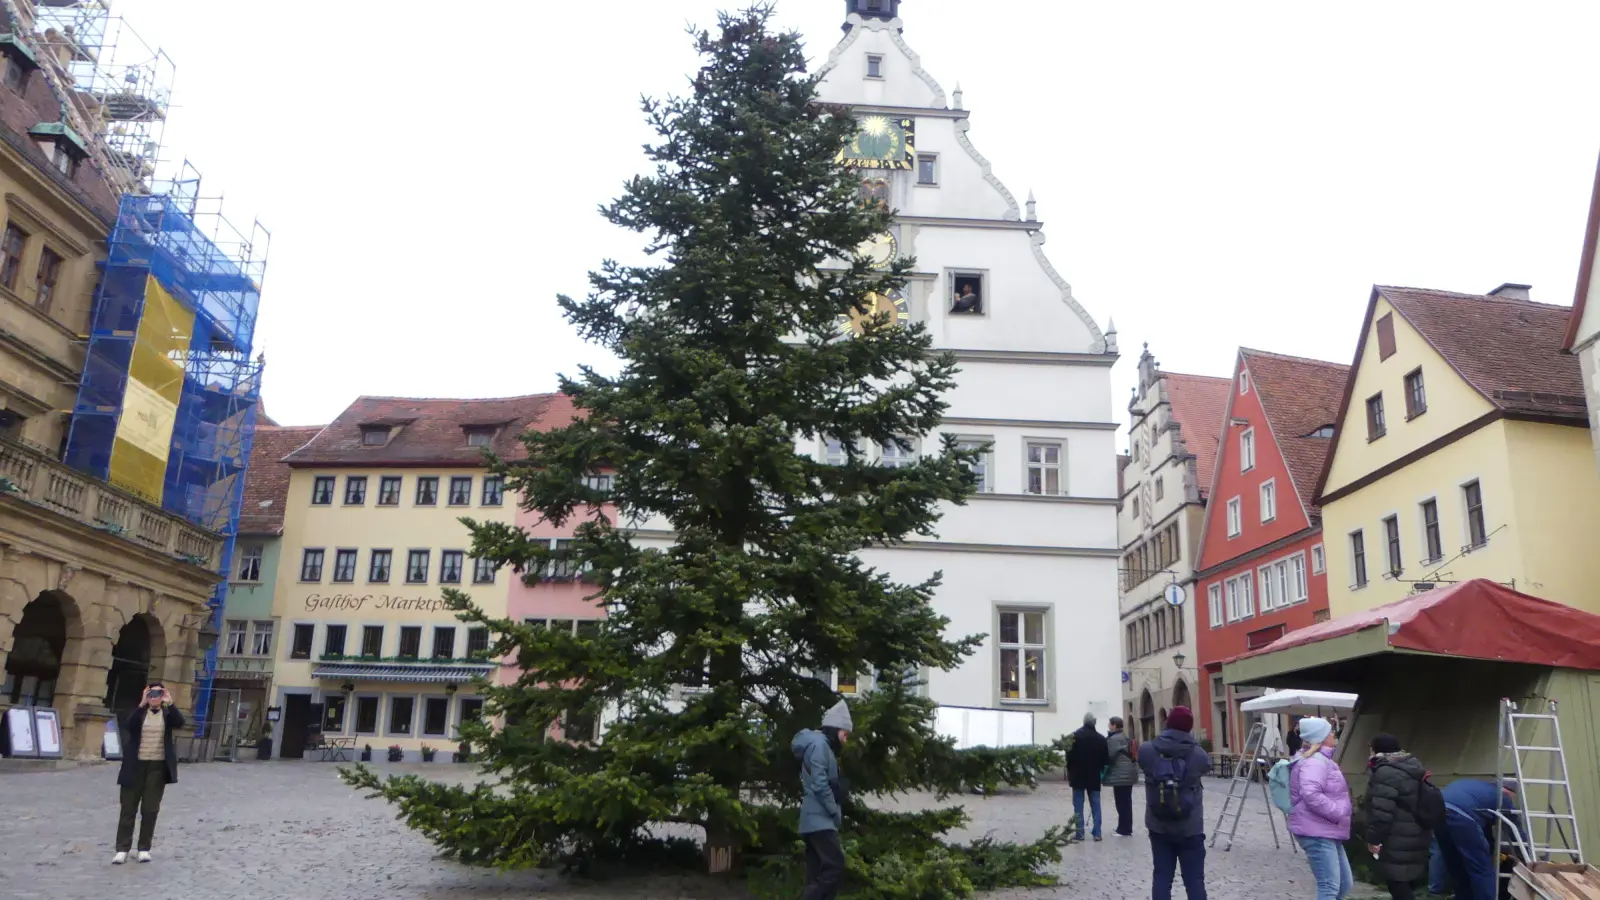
xmin=1225 ymin=578 xmax=1600 ymax=682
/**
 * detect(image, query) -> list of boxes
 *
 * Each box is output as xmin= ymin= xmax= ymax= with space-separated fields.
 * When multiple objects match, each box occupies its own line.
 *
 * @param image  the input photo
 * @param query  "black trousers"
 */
xmin=116 ymin=760 xmax=168 ymax=852
xmin=802 ymin=829 xmax=846 ymax=900
xmin=1387 ymin=880 xmax=1416 ymax=900
xmin=1113 ymin=785 xmax=1135 ymax=835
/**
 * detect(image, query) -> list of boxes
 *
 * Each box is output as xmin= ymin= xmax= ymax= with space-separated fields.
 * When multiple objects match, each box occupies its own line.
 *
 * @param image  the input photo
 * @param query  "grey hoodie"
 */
xmin=1137 ymin=729 xmax=1211 ymax=837
xmin=792 ymin=728 xmax=842 ymax=834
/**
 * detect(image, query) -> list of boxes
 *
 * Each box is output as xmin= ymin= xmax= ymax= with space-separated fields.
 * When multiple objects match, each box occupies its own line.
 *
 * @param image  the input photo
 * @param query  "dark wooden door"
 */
xmin=280 ymin=694 xmax=312 ymax=759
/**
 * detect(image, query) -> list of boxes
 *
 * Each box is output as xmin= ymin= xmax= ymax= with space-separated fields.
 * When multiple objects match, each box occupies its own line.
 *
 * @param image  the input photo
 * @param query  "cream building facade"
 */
xmin=1317 ymin=285 xmax=1600 ymax=617
xmin=265 ymin=396 xmax=554 ymax=760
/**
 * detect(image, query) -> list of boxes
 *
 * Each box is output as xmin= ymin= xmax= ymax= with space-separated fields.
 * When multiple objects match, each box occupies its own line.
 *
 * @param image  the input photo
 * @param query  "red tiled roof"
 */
xmin=1162 ymin=372 xmax=1232 ymax=500
xmin=1240 ymin=349 xmax=1348 ymax=516
xmin=1379 ymin=286 xmax=1586 ymax=422
xmin=285 ymin=394 xmax=577 ymax=467
xmin=238 ymin=425 xmax=323 ymax=535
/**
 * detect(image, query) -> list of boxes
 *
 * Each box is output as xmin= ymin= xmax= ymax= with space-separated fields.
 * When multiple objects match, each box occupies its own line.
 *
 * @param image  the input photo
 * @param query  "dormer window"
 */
xmin=0 ymin=36 xmax=37 ymax=96
xmin=28 ymin=124 xmax=86 ymax=180
xmin=464 ymin=426 xmax=496 ymax=448
xmin=3 ymin=56 xmax=26 ymax=93
xmin=360 ymin=426 xmax=390 ymax=447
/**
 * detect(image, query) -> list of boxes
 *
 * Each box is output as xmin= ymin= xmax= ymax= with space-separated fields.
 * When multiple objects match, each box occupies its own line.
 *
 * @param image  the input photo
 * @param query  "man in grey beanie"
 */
xmin=792 ymin=699 xmax=853 ymax=900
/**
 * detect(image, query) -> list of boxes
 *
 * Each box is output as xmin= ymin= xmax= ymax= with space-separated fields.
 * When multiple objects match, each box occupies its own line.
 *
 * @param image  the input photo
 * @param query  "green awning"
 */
xmin=1222 ymin=624 xmax=1396 ymax=685
xmin=0 ymin=35 xmax=40 ymax=68
xmin=29 ymin=121 xmax=88 ymax=155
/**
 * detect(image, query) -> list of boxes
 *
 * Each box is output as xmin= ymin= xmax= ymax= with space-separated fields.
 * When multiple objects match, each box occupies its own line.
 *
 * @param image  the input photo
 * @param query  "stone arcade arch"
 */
xmin=1139 ymin=689 xmax=1155 ymax=741
xmin=105 ymin=613 xmax=168 ymax=713
xmin=1171 ymin=679 xmax=1192 ymax=713
xmin=3 ymin=591 xmax=83 ymax=706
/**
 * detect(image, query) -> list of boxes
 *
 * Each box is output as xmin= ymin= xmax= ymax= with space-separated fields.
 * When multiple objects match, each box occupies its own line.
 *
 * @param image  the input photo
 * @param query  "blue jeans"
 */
xmin=1150 ymin=833 xmax=1207 ymax=900
xmin=1072 ymin=787 xmax=1103 ymax=838
xmin=1437 ymin=808 xmax=1497 ymax=900
xmin=1296 ymin=835 xmax=1353 ymax=900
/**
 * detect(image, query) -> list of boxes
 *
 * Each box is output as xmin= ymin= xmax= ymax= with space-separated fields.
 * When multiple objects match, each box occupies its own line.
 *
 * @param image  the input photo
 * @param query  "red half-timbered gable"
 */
xmin=1193 ymin=349 xmax=1347 ymax=753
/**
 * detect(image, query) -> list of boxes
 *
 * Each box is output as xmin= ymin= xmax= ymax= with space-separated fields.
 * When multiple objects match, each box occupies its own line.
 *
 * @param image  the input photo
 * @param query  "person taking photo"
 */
xmin=113 ymin=681 xmax=184 ymax=864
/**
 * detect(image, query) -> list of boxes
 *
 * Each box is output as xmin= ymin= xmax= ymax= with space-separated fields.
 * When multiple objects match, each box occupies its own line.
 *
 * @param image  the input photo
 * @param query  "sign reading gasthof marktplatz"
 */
xmin=303 ymin=593 xmax=453 ymax=613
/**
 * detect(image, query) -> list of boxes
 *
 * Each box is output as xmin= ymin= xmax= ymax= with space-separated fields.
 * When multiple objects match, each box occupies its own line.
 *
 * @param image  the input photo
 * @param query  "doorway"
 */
xmin=280 ymin=694 xmax=312 ymax=759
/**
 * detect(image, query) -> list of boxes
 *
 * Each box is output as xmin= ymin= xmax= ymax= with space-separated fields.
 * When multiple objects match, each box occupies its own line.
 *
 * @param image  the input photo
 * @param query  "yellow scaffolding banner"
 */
xmin=109 ymin=276 xmax=192 ymax=502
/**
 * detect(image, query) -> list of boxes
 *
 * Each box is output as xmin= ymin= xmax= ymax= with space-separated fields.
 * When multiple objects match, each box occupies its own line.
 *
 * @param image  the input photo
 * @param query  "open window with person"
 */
xmin=950 ymin=271 xmax=984 ymax=315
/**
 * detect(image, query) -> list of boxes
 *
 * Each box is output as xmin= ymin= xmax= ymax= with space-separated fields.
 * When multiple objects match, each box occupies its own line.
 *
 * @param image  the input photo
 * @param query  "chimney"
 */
xmin=1487 ymin=283 xmax=1532 ymax=301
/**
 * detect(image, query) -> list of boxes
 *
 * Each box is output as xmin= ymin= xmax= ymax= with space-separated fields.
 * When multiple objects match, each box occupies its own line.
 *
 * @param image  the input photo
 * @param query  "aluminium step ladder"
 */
xmin=1209 ymin=719 xmax=1289 ymax=852
xmin=1495 ymin=698 xmax=1583 ymax=886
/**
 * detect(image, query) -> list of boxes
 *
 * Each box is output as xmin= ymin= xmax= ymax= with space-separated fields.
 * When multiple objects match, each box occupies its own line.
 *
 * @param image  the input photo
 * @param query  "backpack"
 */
xmin=1268 ymin=759 xmax=1294 ymax=814
xmin=1149 ymin=750 xmax=1193 ymax=821
xmin=1414 ymin=770 xmax=1446 ymax=830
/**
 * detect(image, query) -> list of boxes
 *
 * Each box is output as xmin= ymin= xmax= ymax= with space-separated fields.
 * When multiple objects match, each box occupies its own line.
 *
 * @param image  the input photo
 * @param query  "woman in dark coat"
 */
xmin=1364 ymin=733 xmax=1432 ymax=900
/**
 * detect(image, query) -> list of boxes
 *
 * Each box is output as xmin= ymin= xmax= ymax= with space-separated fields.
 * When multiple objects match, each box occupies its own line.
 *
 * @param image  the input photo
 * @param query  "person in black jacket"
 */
xmin=1364 ymin=733 xmax=1432 ymax=900
xmin=113 ymin=682 xmax=185 ymax=864
xmin=1065 ymin=712 xmax=1110 ymax=841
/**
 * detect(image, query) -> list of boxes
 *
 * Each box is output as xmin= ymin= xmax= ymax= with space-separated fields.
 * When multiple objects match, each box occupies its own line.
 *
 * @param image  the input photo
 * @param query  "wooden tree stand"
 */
xmin=1509 ymin=863 xmax=1600 ymax=900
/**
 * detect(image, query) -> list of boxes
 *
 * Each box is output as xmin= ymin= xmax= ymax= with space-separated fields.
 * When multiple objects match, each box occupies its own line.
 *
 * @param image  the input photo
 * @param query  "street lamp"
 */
xmin=1172 ymin=652 xmax=1186 ymax=670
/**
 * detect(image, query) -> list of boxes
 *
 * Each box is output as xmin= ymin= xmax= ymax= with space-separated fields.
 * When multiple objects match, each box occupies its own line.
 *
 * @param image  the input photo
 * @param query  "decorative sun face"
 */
xmin=860 ymin=115 xmax=891 ymax=138
xmin=838 ymin=115 xmax=915 ymax=170
xmin=835 ymin=289 xmax=911 ymax=337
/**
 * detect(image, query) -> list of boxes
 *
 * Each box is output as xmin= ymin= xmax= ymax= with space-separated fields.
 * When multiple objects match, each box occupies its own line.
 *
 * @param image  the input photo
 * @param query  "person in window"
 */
xmin=951 ymin=283 xmax=982 ymax=314
xmin=792 ymin=700 xmax=852 ymax=900
xmin=113 ymin=682 xmax=185 ymax=864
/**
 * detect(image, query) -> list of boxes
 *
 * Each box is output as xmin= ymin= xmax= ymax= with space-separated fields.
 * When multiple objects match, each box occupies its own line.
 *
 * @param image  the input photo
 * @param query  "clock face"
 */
xmin=838 ymin=115 xmax=915 ymax=170
xmin=836 ymin=289 xmax=910 ymax=337
xmin=856 ymin=230 xmax=897 ymax=269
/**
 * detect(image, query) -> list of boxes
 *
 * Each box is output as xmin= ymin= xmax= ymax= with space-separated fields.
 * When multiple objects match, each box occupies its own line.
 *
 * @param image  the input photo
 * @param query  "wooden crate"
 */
xmin=1509 ymin=863 xmax=1600 ymax=900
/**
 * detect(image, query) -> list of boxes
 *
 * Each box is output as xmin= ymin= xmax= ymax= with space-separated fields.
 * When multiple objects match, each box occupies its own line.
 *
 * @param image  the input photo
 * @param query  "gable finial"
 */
xmin=952 ymin=81 xmax=963 ymax=110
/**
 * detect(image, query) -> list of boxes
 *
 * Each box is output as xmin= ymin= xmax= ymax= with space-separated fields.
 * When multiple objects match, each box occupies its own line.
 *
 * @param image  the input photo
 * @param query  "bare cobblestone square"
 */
xmin=0 ymin=761 xmax=1370 ymax=900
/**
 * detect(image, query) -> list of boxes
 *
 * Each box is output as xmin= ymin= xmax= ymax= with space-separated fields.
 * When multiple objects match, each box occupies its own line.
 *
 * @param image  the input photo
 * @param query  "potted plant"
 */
xmin=360 ymin=743 xmax=372 ymax=762
xmin=454 ymin=740 xmax=471 ymax=764
xmin=420 ymin=745 xmax=436 ymax=762
xmin=387 ymin=744 xmax=404 ymax=762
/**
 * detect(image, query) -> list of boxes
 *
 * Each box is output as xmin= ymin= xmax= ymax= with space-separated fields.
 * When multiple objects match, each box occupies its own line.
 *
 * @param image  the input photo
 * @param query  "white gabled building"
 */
xmin=805 ymin=0 xmax=1123 ymax=740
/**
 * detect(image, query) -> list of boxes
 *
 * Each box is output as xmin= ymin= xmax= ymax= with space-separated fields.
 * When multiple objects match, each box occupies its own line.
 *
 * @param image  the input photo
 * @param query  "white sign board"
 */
xmin=934 ymin=705 xmax=1035 ymax=749
xmin=33 ymin=708 xmax=62 ymax=758
xmin=4 ymin=707 xmax=37 ymax=757
xmin=103 ymin=718 xmax=122 ymax=760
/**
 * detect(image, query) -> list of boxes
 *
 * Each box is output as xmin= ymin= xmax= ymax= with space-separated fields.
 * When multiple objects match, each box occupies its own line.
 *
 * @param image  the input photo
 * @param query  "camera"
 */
xmin=146 ymin=688 xmax=163 ymax=701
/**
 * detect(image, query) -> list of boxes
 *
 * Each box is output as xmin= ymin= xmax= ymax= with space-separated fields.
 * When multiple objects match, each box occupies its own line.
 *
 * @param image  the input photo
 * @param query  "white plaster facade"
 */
xmin=805 ymin=7 xmax=1122 ymax=741
xmin=1564 ymin=155 xmax=1600 ymax=475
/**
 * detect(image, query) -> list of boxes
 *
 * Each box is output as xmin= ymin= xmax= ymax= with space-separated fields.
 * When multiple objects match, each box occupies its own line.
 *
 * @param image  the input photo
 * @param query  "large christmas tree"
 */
xmin=343 ymin=6 xmax=1069 ymax=896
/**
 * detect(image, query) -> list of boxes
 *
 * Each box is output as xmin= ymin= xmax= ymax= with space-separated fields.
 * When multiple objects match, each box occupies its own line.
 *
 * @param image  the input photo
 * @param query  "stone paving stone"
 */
xmin=0 ymin=761 xmax=1379 ymax=899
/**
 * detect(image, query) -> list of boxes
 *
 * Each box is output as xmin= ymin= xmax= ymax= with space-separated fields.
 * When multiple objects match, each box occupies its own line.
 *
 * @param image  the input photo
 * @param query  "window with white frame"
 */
xmin=1025 ymin=442 xmax=1062 ymax=495
xmin=1288 ymin=552 xmax=1307 ymax=604
xmin=881 ymin=438 xmax=917 ymax=469
xmin=1226 ymin=496 xmax=1241 ymax=537
xmin=236 ymin=544 xmax=263 ymax=582
xmin=1225 ymin=574 xmax=1254 ymax=622
xmin=1239 ymin=371 xmax=1250 ymax=394
xmin=225 ymin=619 xmax=247 ymax=655
xmin=816 ymin=668 xmax=871 ymax=695
xmin=1240 ymin=429 xmax=1256 ymax=471
xmin=823 ymin=438 xmax=849 ymax=466
xmin=1257 ymin=563 xmax=1279 ymax=611
xmin=997 ymin=609 xmax=1047 ymax=703
xmin=250 ymin=620 xmax=274 ymax=656
xmin=1260 ymin=478 xmax=1276 ymax=522
xmin=1208 ymin=584 xmax=1224 ymax=628
xmin=1311 ymin=543 xmax=1325 ymax=574
xmin=954 ymin=437 xmax=993 ymax=492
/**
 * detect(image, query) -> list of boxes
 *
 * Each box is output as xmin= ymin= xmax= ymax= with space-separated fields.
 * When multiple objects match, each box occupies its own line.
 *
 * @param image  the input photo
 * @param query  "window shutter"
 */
xmin=1376 ymin=313 xmax=1397 ymax=360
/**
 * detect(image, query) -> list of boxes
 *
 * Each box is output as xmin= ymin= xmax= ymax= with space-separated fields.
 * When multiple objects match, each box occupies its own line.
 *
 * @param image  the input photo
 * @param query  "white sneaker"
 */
xmin=111 ymin=852 xmax=127 ymax=865
xmin=136 ymin=851 xmax=151 ymax=863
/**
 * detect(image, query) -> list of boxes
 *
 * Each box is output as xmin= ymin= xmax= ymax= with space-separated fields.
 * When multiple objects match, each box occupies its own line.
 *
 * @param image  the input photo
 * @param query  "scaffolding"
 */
xmin=12 ymin=0 xmax=173 ymax=195
xmin=64 ymin=166 xmax=269 ymax=731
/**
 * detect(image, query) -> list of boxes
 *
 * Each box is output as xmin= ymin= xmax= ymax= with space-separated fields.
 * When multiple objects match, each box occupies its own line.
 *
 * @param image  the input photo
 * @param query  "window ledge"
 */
xmin=1406 ymin=410 xmax=1427 ymax=421
xmin=1367 ymin=432 xmax=1386 ymax=443
xmin=1261 ymin=516 xmax=1276 ymax=525
xmin=998 ymin=699 xmax=1049 ymax=707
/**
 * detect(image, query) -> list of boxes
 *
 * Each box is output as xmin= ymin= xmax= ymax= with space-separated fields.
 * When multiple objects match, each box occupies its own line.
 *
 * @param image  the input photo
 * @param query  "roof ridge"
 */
xmin=1239 ymin=347 xmax=1350 ymax=368
xmin=1161 ymin=371 xmax=1232 ymax=383
xmin=1377 ymin=285 xmax=1573 ymax=312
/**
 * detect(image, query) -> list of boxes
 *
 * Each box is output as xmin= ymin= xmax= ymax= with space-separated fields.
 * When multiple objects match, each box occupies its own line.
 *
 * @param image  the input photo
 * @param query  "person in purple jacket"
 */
xmin=1288 ymin=717 xmax=1354 ymax=900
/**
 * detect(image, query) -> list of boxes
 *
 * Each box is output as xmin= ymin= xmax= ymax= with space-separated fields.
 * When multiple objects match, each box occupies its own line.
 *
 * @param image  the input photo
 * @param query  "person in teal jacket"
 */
xmin=792 ymin=700 xmax=853 ymax=900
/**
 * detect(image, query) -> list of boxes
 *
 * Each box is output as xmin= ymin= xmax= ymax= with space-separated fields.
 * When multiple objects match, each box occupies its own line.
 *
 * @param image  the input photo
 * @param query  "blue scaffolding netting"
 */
xmin=63 ymin=184 xmax=267 ymax=733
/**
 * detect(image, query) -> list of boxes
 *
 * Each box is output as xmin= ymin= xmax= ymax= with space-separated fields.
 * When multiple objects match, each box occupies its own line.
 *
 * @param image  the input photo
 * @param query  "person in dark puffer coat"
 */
xmin=1364 ymin=733 xmax=1432 ymax=900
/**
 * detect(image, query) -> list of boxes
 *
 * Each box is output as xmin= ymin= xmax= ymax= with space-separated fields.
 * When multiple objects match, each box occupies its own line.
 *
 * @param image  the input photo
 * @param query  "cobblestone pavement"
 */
xmin=0 ymin=761 xmax=1375 ymax=900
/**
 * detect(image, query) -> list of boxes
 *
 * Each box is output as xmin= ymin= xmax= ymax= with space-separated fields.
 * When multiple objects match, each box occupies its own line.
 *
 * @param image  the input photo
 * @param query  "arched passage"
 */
xmin=105 ymin=613 xmax=167 ymax=712
xmin=1172 ymin=679 xmax=1192 ymax=712
xmin=1139 ymin=689 xmax=1155 ymax=741
xmin=3 ymin=591 xmax=81 ymax=706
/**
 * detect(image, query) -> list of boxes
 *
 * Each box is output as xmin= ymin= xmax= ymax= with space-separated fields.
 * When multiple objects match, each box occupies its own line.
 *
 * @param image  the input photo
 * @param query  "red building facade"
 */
xmin=1193 ymin=349 xmax=1347 ymax=754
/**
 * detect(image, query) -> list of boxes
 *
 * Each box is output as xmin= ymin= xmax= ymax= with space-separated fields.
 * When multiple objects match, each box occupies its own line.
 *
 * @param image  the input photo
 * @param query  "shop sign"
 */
xmin=301 ymin=593 xmax=454 ymax=614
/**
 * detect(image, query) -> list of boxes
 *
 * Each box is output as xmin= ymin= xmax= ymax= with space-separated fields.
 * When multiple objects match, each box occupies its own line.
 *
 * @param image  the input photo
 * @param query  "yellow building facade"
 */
xmin=1317 ymin=285 xmax=1600 ymax=617
xmin=266 ymin=395 xmax=555 ymax=761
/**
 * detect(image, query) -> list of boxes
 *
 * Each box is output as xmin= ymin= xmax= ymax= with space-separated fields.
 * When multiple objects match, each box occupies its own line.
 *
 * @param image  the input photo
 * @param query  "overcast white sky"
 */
xmin=115 ymin=1 xmax=1600 ymax=436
